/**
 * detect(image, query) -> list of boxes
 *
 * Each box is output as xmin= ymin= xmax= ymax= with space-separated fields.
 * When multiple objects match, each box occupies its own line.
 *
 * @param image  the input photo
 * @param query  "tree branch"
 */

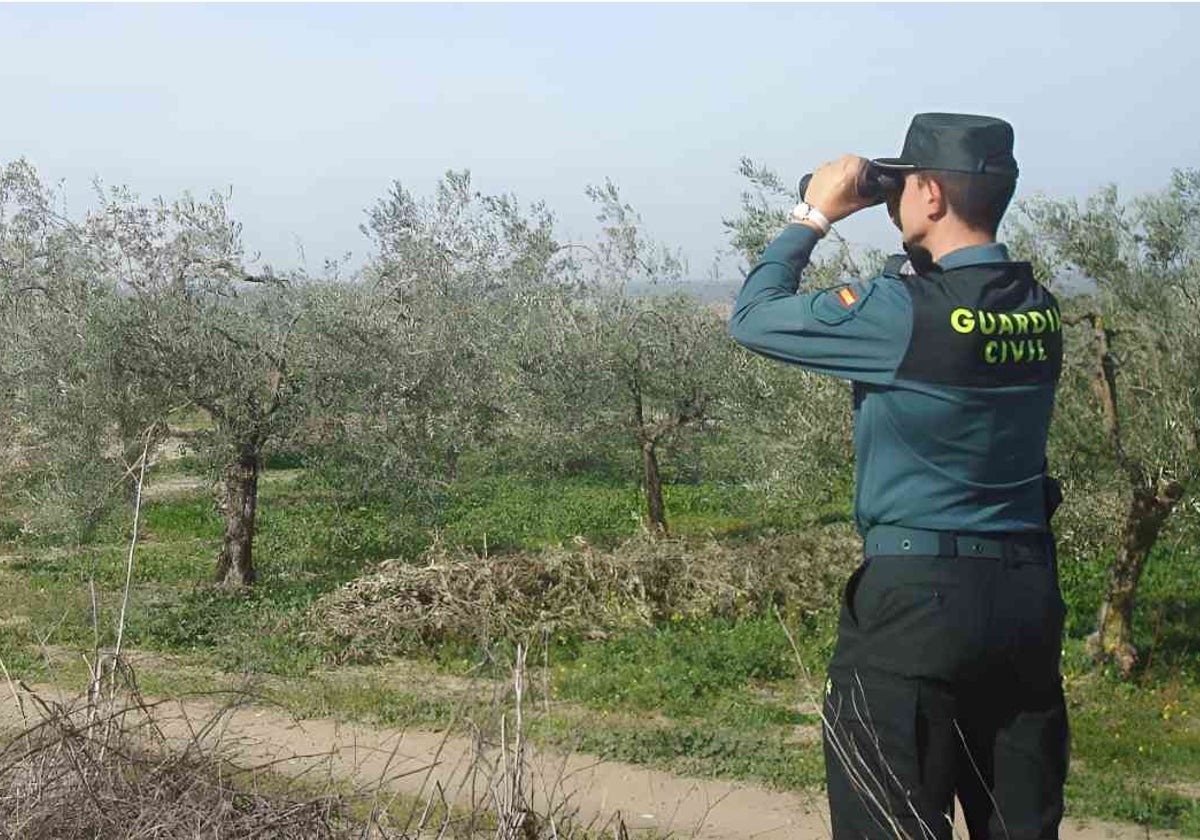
xmin=1062 ymin=311 xmax=1144 ymax=484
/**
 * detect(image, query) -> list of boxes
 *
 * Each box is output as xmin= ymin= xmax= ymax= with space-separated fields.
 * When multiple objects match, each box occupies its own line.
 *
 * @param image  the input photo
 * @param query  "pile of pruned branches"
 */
xmin=310 ymin=527 xmax=859 ymax=664
xmin=0 ymin=684 xmax=361 ymax=839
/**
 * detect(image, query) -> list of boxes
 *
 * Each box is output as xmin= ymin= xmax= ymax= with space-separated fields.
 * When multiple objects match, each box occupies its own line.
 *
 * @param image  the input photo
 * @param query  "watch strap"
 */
xmin=789 ymin=202 xmax=831 ymax=235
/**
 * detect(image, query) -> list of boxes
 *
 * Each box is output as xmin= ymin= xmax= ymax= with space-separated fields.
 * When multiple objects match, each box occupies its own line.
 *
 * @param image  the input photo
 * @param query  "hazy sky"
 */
xmin=2 ymin=3 xmax=1197 ymax=278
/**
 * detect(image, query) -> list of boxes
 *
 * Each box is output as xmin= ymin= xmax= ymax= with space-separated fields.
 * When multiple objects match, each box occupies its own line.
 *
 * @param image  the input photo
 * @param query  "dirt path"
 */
xmin=141 ymin=467 xmax=302 ymax=501
xmin=0 ymin=682 xmax=1177 ymax=840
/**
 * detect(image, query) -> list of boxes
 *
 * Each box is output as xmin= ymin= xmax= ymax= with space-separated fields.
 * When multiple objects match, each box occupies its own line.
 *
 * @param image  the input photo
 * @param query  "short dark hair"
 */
xmin=917 ymin=171 xmax=1016 ymax=235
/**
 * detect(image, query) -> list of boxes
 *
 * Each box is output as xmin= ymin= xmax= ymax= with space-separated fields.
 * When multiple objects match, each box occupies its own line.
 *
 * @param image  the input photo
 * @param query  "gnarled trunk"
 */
xmin=214 ymin=449 xmax=260 ymax=586
xmin=1088 ymin=476 xmax=1183 ymax=676
xmin=1066 ymin=312 xmax=1189 ymax=678
xmin=630 ymin=379 xmax=669 ymax=536
xmin=642 ymin=439 xmax=667 ymax=535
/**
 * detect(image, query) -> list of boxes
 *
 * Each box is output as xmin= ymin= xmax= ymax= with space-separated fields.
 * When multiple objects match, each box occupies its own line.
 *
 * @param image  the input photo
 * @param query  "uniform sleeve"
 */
xmin=728 ymin=225 xmax=913 ymax=385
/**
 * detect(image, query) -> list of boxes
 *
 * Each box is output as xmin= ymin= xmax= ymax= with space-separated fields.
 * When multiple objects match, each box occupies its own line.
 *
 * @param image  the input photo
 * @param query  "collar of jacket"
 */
xmin=936 ymin=242 xmax=1010 ymax=271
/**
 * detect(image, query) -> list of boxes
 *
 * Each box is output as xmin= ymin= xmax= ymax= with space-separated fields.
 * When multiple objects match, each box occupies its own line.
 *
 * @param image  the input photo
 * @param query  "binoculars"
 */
xmin=798 ymin=160 xmax=906 ymax=207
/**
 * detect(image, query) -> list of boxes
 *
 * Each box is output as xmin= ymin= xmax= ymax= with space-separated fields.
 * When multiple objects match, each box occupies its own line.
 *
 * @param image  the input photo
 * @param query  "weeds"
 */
xmin=0 ymin=682 xmax=356 ymax=838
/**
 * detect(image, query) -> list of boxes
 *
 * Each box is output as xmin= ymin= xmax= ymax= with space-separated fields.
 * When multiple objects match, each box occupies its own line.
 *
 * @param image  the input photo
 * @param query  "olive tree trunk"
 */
xmin=214 ymin=449 xmax=260 ymax=586
xmin=641 ymin=439 xmax=667 ymax=534
xmin=630 ymin=381 xmax=669 ymax=536
xmin=1088 ymin=477 xmax=1183 ymax=675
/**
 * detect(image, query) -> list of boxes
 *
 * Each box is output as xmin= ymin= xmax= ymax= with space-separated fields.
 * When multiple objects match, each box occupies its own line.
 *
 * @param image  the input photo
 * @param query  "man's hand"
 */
xmin=803 ymin=155 xmax=875 ymax=224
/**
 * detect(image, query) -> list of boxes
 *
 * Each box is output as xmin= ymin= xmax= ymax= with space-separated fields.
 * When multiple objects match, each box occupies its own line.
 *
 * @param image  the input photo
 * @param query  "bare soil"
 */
xmin=141 ymin=466 xmax=302 ymax=501
xmin=141 ymin=474 xmax=212 ymax=500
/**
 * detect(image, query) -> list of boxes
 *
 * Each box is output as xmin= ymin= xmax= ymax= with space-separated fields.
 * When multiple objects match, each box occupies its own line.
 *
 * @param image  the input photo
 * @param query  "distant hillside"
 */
xmin=624 ymin=265 xmax=1096 ymax=311
xmin=626 ymin=278 xmax=743 ymax=304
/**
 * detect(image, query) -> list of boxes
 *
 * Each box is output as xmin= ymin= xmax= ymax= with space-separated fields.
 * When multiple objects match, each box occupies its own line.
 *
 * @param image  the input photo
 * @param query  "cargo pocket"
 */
xmin=823 ymin=671 xmax=928 ymax=834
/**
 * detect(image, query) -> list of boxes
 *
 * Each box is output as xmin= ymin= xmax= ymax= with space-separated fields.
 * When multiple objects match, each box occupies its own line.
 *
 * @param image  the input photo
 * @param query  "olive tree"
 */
xmin=84 ymin=185 xmax=313 ymax=586
xmin=508 ymin=181 xmax=769 ymax=534
xmin=300 ymin=170 xmax=565 ymax=504
xmin=596 ymin=290 xmax=750 ymax=534
xmin=1010 ymin=170 xmax=1200 ymax=675
xmin=0 ymin=160 xmax=160 ymax=542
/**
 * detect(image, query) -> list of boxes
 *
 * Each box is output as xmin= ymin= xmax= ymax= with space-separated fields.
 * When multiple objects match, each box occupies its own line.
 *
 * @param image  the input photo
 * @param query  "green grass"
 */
xmin=435 ymin=474 xmax=643 ymax=550
xmin=553 ymin=614 xmax=819 ymax=722
xmin=433 ymin=473 xmax=799 ymax=551
xmin=140 ymin=495 xmax=224 ymax=542
xmin=531 ymin=712 xmax=827 ymax=790
xmin=1063 ymin=641 xmax=1200 ymax=831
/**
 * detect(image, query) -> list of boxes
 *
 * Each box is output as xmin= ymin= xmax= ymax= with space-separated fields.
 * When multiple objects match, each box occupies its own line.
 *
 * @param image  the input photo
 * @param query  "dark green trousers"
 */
xmin=823 ymin=536 xmax=1069 ymax=839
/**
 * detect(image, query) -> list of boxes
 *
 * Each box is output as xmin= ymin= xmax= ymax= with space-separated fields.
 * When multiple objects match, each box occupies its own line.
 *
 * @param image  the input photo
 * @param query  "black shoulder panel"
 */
xmin=895 ymin=262 xmax=1063 ymax=387
xmin=881 ymin=254 xmax=910 ymax=279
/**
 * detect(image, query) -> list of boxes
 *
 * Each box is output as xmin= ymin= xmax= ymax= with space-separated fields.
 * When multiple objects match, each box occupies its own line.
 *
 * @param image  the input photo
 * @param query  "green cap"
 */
xmin=873 ymin=113 xmax=1018 ymax=178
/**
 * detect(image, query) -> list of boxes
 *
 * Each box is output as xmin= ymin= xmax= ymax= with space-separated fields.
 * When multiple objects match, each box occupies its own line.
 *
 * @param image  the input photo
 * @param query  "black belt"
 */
xmin=864 ymin=525 xmax=1049 ymax=560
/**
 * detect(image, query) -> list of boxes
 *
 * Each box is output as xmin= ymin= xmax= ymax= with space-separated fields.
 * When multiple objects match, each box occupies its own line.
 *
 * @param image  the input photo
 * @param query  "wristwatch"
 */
xmin=789 ymin=202 xmax=831 ymax=236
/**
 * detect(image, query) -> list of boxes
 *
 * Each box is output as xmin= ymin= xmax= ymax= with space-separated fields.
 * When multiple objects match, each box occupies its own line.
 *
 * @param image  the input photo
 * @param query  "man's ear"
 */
xmin=923 ymin=174 xmax=949 ymax=222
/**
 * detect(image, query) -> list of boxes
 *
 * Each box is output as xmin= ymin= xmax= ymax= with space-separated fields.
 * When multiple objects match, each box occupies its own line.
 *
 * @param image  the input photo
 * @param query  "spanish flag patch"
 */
xmin=836 ymin=286 xmax=859 ymax=308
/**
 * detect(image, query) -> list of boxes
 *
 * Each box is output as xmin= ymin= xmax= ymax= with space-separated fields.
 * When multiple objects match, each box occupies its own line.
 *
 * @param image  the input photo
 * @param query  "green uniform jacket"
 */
xmin=729 ymin=224 xmax=1062 ymax=535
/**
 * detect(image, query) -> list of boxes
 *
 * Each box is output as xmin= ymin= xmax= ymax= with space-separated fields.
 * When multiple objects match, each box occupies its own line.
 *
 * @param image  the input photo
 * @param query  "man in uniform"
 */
xmin=728 ymin=114 xmax=1068 ymax=838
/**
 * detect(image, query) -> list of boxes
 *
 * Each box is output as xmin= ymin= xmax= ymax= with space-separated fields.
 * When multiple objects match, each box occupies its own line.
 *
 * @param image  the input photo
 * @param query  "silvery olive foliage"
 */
xmin=1009 ymin=170 xmax=1200 ymax=674
xmin=300 ymin=170 xmax=568 ymax=500
xmin=88 ymin=182 xmax=316 ymax=583
xmin=0 ymin=161 xmax=157 ymax=541
xmin=507 ymin=181 xmax=766 ymax=532
xmin=0 ymin=160 xmax=323 ymax=583
xmin=83 ymin=183 xmax=315 ymax=585
xmin=86 ymin=184 xmax=309 ymax=464
xmin=1012 ymin=174 xmax=1200 ymax=490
